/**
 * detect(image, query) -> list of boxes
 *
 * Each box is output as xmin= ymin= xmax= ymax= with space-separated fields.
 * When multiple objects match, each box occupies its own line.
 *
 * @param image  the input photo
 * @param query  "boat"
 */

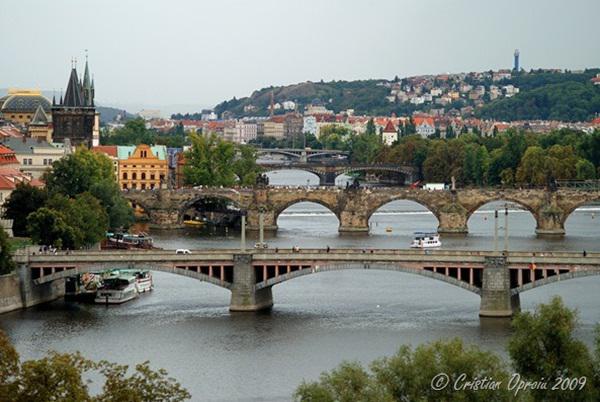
xmin=95 ymin=275 xmax=139 ymax=304
xmin=133 ymin=270 xmax=153 ymax=293
xmin=183 ymin=219 xmax=205 ymax=227
xmin=103 ymin=232 xmax=155 ymax=250
xmin=410 ymin=232 xmax=442 ymax=248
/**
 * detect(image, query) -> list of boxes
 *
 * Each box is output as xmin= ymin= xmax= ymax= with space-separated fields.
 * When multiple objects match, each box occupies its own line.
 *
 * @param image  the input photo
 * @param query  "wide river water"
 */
xmin=2 ymin=170 xmax=600 ymax=401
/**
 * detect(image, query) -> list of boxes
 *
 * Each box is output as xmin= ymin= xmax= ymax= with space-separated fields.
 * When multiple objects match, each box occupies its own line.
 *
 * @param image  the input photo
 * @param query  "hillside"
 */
xmin=213 ymin=80 xmax=391 ymax=117
xmin=209 ymin=69 xmax=600 ymax=120
xmin=478 ymin=71 xmax=600 ymax=121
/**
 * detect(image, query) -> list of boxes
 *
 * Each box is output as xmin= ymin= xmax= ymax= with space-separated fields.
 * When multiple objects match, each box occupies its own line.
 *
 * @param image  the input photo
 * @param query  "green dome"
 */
xmin=0 ymin=92 xmax=51 ymax=113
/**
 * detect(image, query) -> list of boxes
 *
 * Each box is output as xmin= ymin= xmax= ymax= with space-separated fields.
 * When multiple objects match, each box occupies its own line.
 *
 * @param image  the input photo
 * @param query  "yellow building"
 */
xmin=118 ymin=144 xmax=168 ymax=190
xmin=0 ymin=89 xmax=52 ymax=125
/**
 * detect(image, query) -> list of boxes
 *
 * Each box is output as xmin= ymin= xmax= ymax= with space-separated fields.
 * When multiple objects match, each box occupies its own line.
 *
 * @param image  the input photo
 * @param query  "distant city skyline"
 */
xmin=1 ymin=0 xmax=600 ymax=114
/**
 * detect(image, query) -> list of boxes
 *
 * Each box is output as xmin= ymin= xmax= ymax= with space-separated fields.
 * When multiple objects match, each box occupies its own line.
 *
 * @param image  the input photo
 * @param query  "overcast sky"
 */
xmin=1 ymin=0 xmax=599 ymax=113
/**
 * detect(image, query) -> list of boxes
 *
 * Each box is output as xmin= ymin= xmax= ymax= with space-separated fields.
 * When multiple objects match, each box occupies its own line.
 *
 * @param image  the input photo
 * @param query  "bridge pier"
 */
xmin=338 ymin=211 xmax=369 ymax=233
xmin=147 ymin=209 xmax=183 ymax=229
xmin=246 ymin=209 xmax=278 ymax=233
xmin=230 ymin=254 xmax=273 ymax=312
xmin=436 ymin=205 xmax=468 ymax=235
xmin=535 ymin=209 xmax=566 ymax=236
xmin=479 ymin=256 xmax=520 ymax=317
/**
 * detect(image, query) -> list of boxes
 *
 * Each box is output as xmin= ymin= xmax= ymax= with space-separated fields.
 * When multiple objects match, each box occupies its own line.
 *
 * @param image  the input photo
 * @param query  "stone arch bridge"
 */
xmin=15 ymin=249 xmax=600 ymax=317
xmin=123 ymin=187 xmax=600 ymax=235
xmin=259 ymin=162 xmax=415 ymax=186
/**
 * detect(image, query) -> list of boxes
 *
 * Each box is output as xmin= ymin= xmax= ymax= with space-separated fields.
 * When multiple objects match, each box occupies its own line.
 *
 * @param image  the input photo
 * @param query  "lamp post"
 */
xmin=494 ymin=209 xmax=499 ymax=252
xmin=259 ymin=211 xmax=264 ymax=247
xmin=240 ymin=213 xmax=246 ymax=252
xmin=504 ymin=205 xmax=509 ymax=252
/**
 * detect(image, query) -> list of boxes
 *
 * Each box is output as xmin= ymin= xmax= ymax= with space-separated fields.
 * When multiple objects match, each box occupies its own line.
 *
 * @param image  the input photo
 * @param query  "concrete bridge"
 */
xmin=256 ymin=148 xmax=349 ymax=163
xmin=259 ymin=162 xmax=415 ymax=186
xmin=123 ymin=187 xmax=600 ymax=235
xmin=14 ymin=249 xmax=600 ymax=317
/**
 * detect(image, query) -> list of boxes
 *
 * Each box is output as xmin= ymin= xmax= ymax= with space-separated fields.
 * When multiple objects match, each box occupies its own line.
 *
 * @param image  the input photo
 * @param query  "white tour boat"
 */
xmin=95 ymin=276 xmax=139 ymax=304
xmin=133 ymin=270 xmax=153 ymax=293
xmin=410 ymin=232 xmax=442 ymax=248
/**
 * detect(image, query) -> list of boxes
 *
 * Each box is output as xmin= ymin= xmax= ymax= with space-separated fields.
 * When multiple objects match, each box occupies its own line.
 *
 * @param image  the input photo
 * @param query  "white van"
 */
xmin=175 ymin=249 xmax=192 ymax=255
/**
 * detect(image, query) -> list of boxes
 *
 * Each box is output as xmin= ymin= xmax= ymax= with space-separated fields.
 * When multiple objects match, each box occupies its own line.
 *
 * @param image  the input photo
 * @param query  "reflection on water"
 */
xmin=2 ymin=170 xmax=600 ymax=401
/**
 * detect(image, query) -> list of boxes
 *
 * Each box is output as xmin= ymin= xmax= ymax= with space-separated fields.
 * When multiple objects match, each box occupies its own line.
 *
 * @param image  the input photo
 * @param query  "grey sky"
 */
xmin=1 ymin=0 xmax=599 ymax=113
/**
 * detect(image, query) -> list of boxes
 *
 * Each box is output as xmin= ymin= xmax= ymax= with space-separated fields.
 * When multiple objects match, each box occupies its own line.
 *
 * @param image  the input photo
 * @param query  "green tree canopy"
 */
xmin=2 ymin=183 xmax=47 ymax=237
xmin=508 ymin=296 xmax=598 ymax=401
xmin=0 ymin=329 xmax=190 ymax=401
xmin=45 ymin=149 xmax=114 ymax=197
xmin=0 ymin=229 xmax=16 ymax=275
xmin=184 ymin=133 xmax=262 ymax=187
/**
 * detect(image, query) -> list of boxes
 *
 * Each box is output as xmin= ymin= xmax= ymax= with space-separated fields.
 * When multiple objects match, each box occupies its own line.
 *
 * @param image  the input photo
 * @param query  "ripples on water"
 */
xmin=2 ymin=170 xmax=600 ymax=401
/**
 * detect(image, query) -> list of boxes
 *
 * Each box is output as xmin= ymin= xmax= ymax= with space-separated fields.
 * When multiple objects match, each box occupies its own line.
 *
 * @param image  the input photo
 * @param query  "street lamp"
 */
xmin=504 ymin=205 xmax=509 ymax=252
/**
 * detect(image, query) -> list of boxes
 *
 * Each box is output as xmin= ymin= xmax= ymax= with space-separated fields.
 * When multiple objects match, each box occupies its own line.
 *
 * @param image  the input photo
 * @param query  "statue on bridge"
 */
xmin=345 ymin=177 xmax=360 ymax=191
xmin=256 ymin=173 xmax=270 ymax=187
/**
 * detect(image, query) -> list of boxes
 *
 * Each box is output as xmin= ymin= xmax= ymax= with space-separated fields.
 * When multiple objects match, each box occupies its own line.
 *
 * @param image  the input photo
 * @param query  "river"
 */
xmin=1 ymin=170 xmax=599 ymax=401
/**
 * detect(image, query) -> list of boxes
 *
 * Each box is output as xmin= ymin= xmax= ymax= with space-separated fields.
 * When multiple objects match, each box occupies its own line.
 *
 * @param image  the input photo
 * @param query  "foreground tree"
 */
xmin=295 ymin=339 xmax=510 ymax=402
xmin=2 ymin=183 xmax=47 ymax=237
xmin=0 ymin=329 xmax=190 ymax=401
xmin=0 ymin=228 xmax=16 ymax=274
xmin=508 ymin=296 xmax=598 ymax=401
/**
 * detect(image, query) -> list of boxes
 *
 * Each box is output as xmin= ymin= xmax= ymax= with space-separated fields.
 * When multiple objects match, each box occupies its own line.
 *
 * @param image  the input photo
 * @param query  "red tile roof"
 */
xmin=383 ymin=120 xmax=396 ymax=133
xmin=413 ymin=117 xmax=435 ymax=126
xmin=92 ymin=145 xmax=118 ymax=158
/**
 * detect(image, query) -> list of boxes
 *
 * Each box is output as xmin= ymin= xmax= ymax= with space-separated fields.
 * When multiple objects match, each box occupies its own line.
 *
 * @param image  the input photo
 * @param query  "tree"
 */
xmin=102 ymin=117 xmax=155 ymax=146
xmin=0 ymin=229 xmax=15 ymax=275
xmin=0 ymin=329 xmax=190 ymax=401
xmin=233 ymin=145 xmax=262 ymax=186
xmin=349 ymin=119 xmax=382 ymax=164
xmin=508 ymin=296 xmax=597 ymax=401
xmin=90 ymin=180 xmax=135 ymax=230
xmin=45 ymin=149 xmax=114 ymax=197
xmin=318 ymin=125 xmax=351 ymax=150
xmin=26 ymin=208 xmax=78 ymax=249
xmin=295 ymin=339 xmax=511 ymax=402
xmin=2 ymin=183 xmax=47 ymax=237
xmin=516 ymin=146 xmax=547 ymax=185
xmin=576 ymin=159 xmax=596 ymax=180
xmin=184 ymin=133 xmax=238 ymax=186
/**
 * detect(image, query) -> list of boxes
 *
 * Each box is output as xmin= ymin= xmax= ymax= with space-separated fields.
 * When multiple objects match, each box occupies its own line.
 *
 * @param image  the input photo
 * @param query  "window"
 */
xmin=132 ymin=173 xmax=137 ymax=180
xmin=150 ymin=183 xmax=155 ymax=190
xmin=123 ymin=172 xmax=128 ymax=180
xmin=43 ymin=159 xmax=48 ymax=165
xmin=150 ymin=174 xmax=155 ymax=180
xmin=141 ymin=183 xmax=146 ymax=190
xmin=141 ymin=173 xmax=146 ymax=180
xmin=123 ymin=183 xmax=128 ymax=189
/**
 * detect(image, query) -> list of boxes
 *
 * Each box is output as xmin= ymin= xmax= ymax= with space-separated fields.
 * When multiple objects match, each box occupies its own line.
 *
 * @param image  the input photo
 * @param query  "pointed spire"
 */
xmin=52 ymin=94 xmax=56 ymax=106
xmin=63 ymin=66 xmax=83 ymax=107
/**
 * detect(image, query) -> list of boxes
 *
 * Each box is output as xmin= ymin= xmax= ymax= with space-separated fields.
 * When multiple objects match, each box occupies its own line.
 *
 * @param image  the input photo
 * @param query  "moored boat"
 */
xmin=410 ymin=232 xmax=442 ymax=248
xmin=102 ymin=232 xmax=155 ymax=250
xmin=95 ymin=276 xmax=138 ymax=304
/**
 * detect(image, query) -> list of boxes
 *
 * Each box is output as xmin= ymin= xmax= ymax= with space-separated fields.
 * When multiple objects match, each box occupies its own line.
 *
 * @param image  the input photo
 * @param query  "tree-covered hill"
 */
xmin=214 ymin=80 xmax=390 ymax=117
xmin=479 ymin=69 xmax=600 ymax=121
xmin=210 ymin=69 xmax=600 ymax=120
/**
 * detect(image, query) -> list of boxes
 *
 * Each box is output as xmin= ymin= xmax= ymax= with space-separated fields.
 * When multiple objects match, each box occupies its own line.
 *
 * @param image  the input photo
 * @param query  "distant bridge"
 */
xmin=15 ymin=248 xmax=600 ymax=317
xmin=256 ymin=148 xmax=349 ymax=163
xmin=124 ymin=187 xmax=600 ymax=235
xmin=258 ymin=162 xmax=415 ymax=185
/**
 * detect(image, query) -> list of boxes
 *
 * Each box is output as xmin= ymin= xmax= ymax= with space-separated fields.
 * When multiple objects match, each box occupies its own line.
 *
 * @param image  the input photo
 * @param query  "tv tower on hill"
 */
xmin=514 ymin=49 xmax=520 ymax=72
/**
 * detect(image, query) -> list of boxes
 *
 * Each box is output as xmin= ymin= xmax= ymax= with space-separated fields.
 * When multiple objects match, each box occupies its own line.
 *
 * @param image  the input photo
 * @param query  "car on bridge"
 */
xmin=175 ymin=249 xmax=192 ymax=255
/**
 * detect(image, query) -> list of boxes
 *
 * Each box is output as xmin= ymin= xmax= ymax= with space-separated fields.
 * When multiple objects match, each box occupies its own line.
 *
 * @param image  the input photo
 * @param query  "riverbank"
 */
xmin=0 ymin=262 xmax=65 ymax=314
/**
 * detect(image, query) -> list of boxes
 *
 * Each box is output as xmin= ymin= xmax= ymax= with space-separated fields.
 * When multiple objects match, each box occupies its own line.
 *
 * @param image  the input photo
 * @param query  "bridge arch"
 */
xmin=511 ymin=269 xmax=600 ymax=295
xmin=255 ymin=262 xmax=481 ymax=295
xmin=367 ymin=199 xmax=439 ymax=234
xmin=563 ymin=197 xmax=600 ymax=231
xmin=466 ymin=199 xmax=538 ymax=236
xmin=179 ymin=192 xmax=244 ymax=224
xmin=31 ymin=261 xmax=234 ymax=290
xmin=263 ymin=168 xmax=324 ymax=186
xmin=273 ymin=200 xmax=341 ymax=231
xmin=465 ymin=197 xmax=539 ymax=223
xmin=365 ymin=196 xmax=441 ymax=225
